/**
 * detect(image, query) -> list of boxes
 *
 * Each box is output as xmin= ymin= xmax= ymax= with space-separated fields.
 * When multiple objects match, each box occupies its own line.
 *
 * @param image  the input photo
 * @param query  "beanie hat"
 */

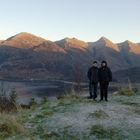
xmin=93 ymin=61 xmax=97 ymax=64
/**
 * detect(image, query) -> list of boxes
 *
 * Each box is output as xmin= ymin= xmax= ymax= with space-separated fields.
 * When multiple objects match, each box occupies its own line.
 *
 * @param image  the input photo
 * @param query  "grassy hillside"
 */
xmin=0 ymin=89 xmax=140 ymax=140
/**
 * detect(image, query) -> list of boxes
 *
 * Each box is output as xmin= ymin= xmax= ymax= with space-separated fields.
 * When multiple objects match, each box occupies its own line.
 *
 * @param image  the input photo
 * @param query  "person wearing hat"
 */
xmin=98 ymin=61 xmax=112 ymax=101
xmin=87 ymin=61 xmax=99 ymax=100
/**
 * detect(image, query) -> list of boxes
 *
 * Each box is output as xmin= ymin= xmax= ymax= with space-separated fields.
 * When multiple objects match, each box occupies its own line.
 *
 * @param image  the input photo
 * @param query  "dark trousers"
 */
xmin=89 ymin=82 xmax=98 ymax=99
xmin=99 ymin=82 xmax=109 ymax=100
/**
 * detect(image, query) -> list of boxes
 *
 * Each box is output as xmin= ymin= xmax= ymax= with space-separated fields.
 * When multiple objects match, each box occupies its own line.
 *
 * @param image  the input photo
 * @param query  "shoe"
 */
xmin=94 ymin=95 xmax=97 ymax=99
xmin=105 ymin=99 xmax=108 ymax=102
xmin=87 ymin=96 xmax=93 ymax=99
xmin=100 ymin=99 xmax=103 ymax=101
xmin=93 ymin=98 xmax=97 ymax=101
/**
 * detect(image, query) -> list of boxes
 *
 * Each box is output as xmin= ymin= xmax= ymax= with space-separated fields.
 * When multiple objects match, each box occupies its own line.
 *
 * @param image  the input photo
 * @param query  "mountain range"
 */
xmin=0 ymin=32 xmax=140 ymax=82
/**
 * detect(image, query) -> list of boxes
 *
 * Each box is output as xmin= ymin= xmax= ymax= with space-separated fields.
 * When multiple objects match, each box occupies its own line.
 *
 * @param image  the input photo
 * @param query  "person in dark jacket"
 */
xmin=98 ymin=61 xmax=112 ymax=101
xmin=87 ymin=61 xmax=99 ymax=100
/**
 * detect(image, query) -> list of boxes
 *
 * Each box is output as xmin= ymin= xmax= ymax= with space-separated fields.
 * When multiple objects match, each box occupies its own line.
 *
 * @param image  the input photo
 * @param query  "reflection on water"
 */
xmin=0 ymin=80 xmax=133 ymax=104
xmin=0 ymin=80 xmax=87 ymax=104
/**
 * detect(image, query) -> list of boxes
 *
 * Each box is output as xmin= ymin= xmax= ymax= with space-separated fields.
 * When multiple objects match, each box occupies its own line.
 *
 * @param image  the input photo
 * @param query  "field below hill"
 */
xmin=0 ymin=87 xmax=140 ymax=140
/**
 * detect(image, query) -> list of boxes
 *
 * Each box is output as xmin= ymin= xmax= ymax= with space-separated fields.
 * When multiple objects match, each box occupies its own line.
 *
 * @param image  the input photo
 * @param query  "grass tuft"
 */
xmin=115 ymin=88 xmax=135 ymax=96
xmin=0 ymin=113 xmax=26 ymax=139
xmin=90 ymin=124 xmax=124 ymax=140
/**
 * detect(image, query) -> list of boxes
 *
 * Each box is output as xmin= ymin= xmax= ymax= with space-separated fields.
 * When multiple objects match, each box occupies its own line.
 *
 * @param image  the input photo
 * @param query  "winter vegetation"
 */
xmin=0 ymin=83 xmax=140 ymax=140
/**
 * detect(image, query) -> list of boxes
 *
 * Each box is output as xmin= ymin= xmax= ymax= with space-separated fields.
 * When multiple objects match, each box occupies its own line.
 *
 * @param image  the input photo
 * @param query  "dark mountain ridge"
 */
xmin=0 ymin=33 xmax=140 ymax=82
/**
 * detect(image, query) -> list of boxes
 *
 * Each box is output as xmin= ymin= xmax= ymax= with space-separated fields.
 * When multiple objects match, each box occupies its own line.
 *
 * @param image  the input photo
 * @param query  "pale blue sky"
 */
xmin=0 ymin=0 xmax=140 ymax=43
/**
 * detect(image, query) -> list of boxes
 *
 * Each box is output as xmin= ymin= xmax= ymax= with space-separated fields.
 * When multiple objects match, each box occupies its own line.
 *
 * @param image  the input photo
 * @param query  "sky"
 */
xmin=0 ymin=0 xmax=140 ymax=43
